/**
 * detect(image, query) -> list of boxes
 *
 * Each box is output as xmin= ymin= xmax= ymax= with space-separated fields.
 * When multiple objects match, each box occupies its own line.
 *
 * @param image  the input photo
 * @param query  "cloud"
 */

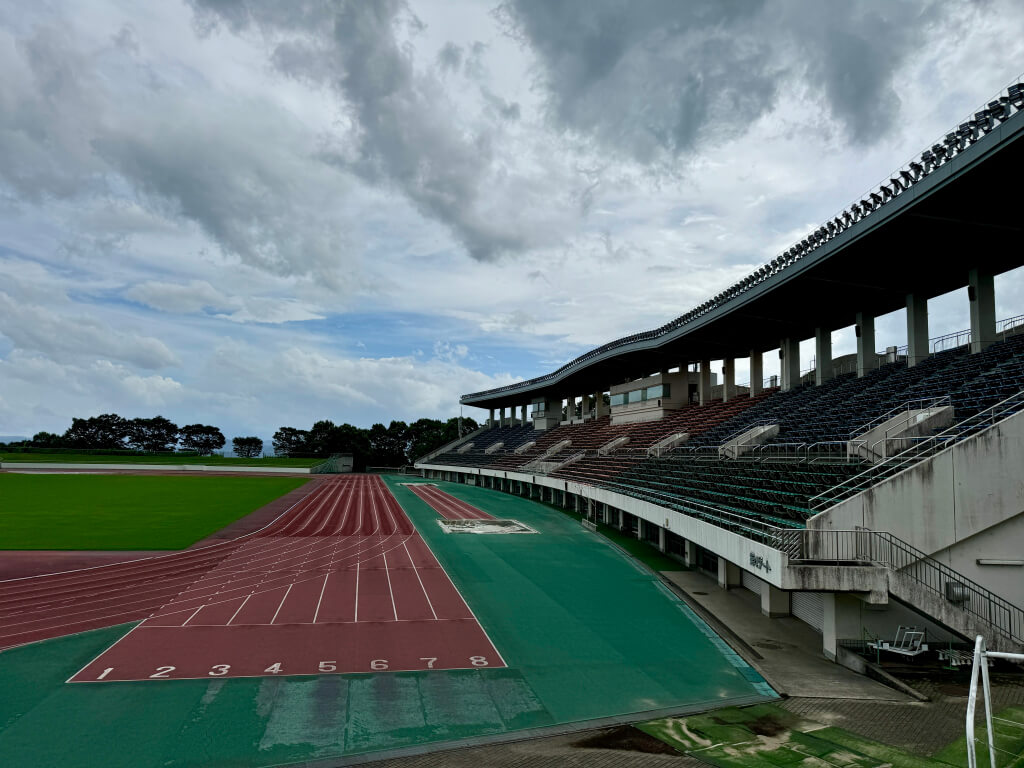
xmin=498 ymin=0 xmax=966 ymax=160
xmin=0 ymin=291 xmax=179 ymax=369
xmin=188 ymin=0 xmax=580 ymax=261
xmin=124 ymin=280 xmax=325 ymax=324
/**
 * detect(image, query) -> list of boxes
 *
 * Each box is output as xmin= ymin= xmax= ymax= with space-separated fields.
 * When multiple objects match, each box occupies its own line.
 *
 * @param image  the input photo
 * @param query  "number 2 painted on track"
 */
xmin=150 ymin=666 xmax=176 ymax=678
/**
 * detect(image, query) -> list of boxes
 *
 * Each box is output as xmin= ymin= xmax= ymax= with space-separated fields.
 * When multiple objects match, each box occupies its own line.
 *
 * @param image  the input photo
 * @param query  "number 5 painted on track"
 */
xmin=318 ymin=661 xmax=337 ymax=672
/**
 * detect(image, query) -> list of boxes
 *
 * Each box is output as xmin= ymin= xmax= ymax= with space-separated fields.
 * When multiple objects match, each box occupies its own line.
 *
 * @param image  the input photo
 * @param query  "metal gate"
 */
xmin=791 ymin=591 xmax=825 ymax=634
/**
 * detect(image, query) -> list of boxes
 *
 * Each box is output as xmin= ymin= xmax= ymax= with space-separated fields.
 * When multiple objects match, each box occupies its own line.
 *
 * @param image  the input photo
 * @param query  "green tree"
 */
xmin=63 ymin=414 xmax=129 ymax=449
xmin=179 ymin=424 xmax=225 ymax=456
xmin=272 ymin=427 xmax=309 ymax=456
xmin=126 ymin=416 xmax=179 ymax=452
xmin=232 ymin=436 xmax=263 ymax=458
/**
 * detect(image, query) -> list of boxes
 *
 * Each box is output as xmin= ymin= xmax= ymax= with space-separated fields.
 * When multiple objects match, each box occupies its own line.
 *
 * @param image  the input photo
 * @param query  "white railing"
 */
xmin=810 ymin=389 xmax=1024 ymax=510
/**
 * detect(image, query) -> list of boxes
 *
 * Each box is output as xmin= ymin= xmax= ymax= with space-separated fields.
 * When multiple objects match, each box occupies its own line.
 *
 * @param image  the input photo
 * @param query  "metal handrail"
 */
xmin=849 ymin=395 xmax=951 ymax=438
xmin=810 ymin=388 xmax=1024 ymax=510
xmin=598 ymin=478 xmax=788 ymax=545
xmin=783 ymin=529 xmax=1024 ymax=645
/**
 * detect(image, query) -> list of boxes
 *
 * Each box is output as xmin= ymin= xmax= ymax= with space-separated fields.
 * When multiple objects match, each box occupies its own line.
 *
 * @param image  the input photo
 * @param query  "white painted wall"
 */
xmin=810 ymin=406 xmax=1024 ymax=606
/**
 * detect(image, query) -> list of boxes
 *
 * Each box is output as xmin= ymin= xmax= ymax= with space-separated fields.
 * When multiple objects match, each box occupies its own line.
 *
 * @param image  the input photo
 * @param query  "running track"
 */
xmin=0 ymin=476 xmax=504 ymax=681
xmin=407 ymin=484 xmax=495 ymax=520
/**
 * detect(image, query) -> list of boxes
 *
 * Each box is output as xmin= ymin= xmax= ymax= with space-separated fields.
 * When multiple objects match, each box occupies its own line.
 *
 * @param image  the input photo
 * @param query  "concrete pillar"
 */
xmin=699 ymin=359 xmax=711 ymax=405
xmin=855 ymin=311 xmax=875 ymax=378
xmin=969 ymin=268 xmax=996 ymax=353
xmin=618 ymin=511 xmax=627 ymax=532
xmin=815 ymin=327 xmax=833 ymax=385
xmin=658 ymin=526 xmax=666 ymax=553
xmin=723 ymin=358 xmax=735 ymax=402
xmin=717 ymin=558 xmax=741 ymax=589
xmin=761 ymin=584 xmax=790 ymax=618
xmin=684 ymin=540 xmax=696 ymax=568
xmin=749 ymin=350 xmax=763 ymax=396
xmin=595 ymin=392 xmax=609 ymax=417
xmin=906 ymin=293 xmax=929 ymax=367
xmin=521 ymin=404 xmax=529 ymax=425
xmin=779 ymin=338 xmax=800 ymax=391
xmin=822 ymin=593 xmax=862 ymax=661
xmin=488 ymin=408 xmax=495 ymax=427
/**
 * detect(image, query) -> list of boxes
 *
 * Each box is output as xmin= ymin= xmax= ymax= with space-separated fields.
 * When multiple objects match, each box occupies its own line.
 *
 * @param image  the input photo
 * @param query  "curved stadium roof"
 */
xmin=462 ymin=79 xmax=1024 ymax=409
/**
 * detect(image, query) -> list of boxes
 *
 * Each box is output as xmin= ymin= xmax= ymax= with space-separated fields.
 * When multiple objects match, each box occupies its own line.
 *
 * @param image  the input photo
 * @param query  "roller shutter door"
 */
xmin=791 ymin=591 xmax=825 ymax=634
xmin=741 ymin=570 xmax=763 ymax=596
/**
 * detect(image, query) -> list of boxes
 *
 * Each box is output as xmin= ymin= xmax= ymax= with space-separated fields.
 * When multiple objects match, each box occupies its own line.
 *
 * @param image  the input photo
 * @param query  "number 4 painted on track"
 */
xmin=264 ymin=663 xmax=282 ymax=674
xmin=420 ymin=657 xmax=437 ymax=669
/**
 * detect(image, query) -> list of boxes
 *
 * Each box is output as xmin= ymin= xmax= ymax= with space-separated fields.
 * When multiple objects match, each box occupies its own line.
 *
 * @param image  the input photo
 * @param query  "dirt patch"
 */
xmin=746 ymin=714 xmax=788 ymax=737
xmin=572 ymin=725 xmax=681 ymax=755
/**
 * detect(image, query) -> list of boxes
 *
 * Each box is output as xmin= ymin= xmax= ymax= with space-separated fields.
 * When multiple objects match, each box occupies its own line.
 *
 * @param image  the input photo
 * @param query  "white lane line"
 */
xmin=269 ymin=583 xmax=293 ymax=625
xmin=404 ymin=540 xmax=437 ymax=620
xmin=312 ymin=572 xmax=330 ymax=624
xmin=381 ymin=548 xmax=398 ymax=622
xmin=180 ymin=604 xmax=206 ymax=627
xmin=225 ymin=594 xmax=251 ymax=626
xmin=354 ymin=560 xmax=360 ymax=623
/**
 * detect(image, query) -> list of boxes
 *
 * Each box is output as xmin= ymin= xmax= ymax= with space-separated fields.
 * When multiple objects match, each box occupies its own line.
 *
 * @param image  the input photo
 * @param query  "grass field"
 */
xmin=0 ymin=474 xmax=309 ymax=550
xmin=0 ymin=453 xmax=324 ymax=467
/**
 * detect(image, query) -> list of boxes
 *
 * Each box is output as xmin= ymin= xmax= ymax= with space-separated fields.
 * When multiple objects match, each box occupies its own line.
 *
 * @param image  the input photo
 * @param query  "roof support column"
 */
xmin=780 ymin=338 xmax=800 ymax=391
xmin=488 ymin=408 xmax=495 ymax=428
xmin=906 ymin=293 xmax=929 ymax=367
xmin=855 ymin=311 xmax=875 ymax=378
xmin=749 ymin=350 xmax=763 ymax=396
xmin=815 ymin=327 xmax=833 ymax=385
xmin=521 ymin=404 xmax=529 ymax=426
xmin=698 ymin=359 xmax=711 ymax=405
xmin=723 ymin=358 xmax=735 ymax=402
xmin=969 ymin=267 xmax=996 ymax=353
xmin=595 ymin=391 xmax=609 ymax=418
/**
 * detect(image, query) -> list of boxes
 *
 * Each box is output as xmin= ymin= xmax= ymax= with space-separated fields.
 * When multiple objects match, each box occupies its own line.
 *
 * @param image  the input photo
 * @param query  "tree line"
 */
xmin=3 ymin=413 xmax=480 ymax=466
xmin=2 ymin=414 xmax=258 ymax=457
xmin=272 ymin=417 xmax=479 ymax=470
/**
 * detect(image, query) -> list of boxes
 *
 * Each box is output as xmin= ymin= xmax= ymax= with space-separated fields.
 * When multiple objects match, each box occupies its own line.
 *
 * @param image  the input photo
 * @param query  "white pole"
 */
xmin=967 ymin=635 xmax=984 ymax=768
xmin=980 ymin=645 xmax=997 ymax=768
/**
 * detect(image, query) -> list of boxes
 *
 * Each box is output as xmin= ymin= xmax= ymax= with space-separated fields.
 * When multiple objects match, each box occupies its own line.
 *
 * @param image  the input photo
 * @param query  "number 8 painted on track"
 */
xmin=470 ymin=656 xmax=488 ymax=666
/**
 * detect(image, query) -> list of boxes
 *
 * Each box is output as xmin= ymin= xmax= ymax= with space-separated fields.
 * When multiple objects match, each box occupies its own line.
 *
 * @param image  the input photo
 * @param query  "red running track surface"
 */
xmin=407 ymin=484 xmax=495 ymax=520
xmin=0 ymin=476 xmax=505 ymax=681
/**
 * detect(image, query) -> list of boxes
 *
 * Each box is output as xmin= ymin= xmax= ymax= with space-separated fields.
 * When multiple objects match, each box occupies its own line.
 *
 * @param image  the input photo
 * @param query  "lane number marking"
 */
xmin=209 ymin=664 xmax=230 ymax=676
xmin=264 ymin=663 xmax=282 ymax=674
xmin=370 ymin=659 xmax=389 ymax=670
xmin=150 ymin=666 xmax=176 ymax=678
xmin=470 ymin=656 xmax=488 ymax=667
xmin=96 ymin=668 xmax=113 ymax=680
xmin=419 ymin=657 xmax=437 ymax=669
xmin=318 ymin=661 xmax=337 ymax=672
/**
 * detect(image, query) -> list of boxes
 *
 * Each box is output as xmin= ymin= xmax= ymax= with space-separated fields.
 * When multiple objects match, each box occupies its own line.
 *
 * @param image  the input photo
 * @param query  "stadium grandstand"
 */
xmin=419 ymin=78 xmax=1024 ymax=664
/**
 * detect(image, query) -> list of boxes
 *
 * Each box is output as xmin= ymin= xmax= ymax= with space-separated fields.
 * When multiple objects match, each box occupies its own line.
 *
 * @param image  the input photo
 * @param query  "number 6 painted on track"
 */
xmin=370 ymin=659 xmax=389 ymax=670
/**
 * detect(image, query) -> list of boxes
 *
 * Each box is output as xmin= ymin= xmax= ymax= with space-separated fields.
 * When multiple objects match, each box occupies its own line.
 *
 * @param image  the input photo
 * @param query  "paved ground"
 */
xmin=661 ymin=569 xmax=908 ymax=701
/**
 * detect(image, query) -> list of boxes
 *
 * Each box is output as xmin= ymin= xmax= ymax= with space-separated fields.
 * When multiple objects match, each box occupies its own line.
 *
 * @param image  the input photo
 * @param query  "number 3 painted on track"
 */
xmin=209 ymin=664 xmax=230 ymax=676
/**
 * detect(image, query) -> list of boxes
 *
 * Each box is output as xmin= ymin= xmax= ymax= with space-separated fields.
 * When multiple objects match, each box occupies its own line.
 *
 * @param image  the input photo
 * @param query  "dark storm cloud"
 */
xmin=190 ymin=0 xmax=559 ymax=262
xmin=500 ymin=0 xmax=947 ymax=157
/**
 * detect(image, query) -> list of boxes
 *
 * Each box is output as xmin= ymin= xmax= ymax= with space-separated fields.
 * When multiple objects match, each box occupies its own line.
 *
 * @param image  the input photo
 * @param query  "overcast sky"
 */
xmin=1 ymin=0 xmax=1023 ymax=443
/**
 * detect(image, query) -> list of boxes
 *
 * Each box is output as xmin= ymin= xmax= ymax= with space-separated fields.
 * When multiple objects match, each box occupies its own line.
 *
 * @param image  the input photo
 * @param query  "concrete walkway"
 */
xmin=661 ymin=569 xmax=909 ymax=701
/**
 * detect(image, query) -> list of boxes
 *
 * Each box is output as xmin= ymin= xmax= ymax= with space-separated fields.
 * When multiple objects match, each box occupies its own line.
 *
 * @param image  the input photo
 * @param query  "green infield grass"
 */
xmin=0 ymin=474 xmax=309 ymax=550
xmin=0 ymin=453 xmax=324 ymax=467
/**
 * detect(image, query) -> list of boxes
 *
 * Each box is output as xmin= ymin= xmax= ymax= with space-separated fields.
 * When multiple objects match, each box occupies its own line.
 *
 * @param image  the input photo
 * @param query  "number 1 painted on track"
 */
xmin=96 ymin=668 xmax=113 ymax=680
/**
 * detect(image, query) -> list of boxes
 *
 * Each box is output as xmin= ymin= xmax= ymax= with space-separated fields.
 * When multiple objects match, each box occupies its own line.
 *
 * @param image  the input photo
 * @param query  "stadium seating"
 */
xmin=431 ymin=333 xmax=1024 ymax=532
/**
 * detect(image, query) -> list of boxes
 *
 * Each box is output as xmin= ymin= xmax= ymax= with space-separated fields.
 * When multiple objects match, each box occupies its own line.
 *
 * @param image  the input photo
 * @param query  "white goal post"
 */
xmin=966 ymin=635 xmax=1024 ymax=768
